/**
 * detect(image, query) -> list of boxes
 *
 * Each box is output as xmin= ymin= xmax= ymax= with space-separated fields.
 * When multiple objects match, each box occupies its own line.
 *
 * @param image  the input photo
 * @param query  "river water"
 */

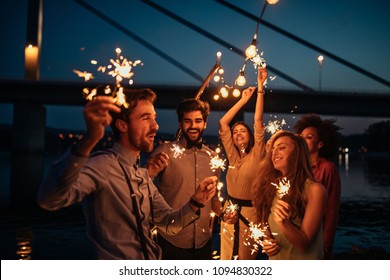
xmin=0 ymin=152 xmax=389 ymax=260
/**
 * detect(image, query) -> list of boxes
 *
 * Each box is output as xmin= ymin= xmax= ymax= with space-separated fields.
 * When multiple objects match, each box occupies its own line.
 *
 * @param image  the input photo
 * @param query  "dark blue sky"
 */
xmin=1 ymin=0 xmax=389 ymax=135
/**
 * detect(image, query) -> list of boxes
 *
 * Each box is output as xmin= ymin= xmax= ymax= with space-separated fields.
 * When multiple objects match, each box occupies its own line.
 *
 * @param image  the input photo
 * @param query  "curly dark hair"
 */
xmin=294 ymin=113 xmax=342 ymax=159
xmin=176 ymin=99 xmax=210 ymax=123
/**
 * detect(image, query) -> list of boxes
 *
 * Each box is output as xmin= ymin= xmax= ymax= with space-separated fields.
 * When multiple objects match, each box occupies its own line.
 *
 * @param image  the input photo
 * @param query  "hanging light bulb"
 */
xmin=213 ymin=75 xmax=221 ymax=82
xmin=220 ymin=86 xmax=229 ymax=98
xmin=266 ymin=0 xmax=279 ymax=4
xmin=213 ymin=94 xmax=220 ymax=101
xmin=245 ymin=39 xmax=257 ymax=59
xmin=216 ymin=51 xmax=222 ymax=64
xmin=235 ymin=70 xmax=246 ymax=87
xmin=218 ymin=68 xmax=224 ymax=75
xmin=232 ymin=88 xmax=241 ymax=97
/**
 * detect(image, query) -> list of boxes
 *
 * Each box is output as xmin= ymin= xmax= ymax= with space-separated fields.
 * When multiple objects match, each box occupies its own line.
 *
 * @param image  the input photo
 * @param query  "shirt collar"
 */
xmin=179 ymin=137 xmax=203 ymax=149
xmin=112 ymin=142 xmax=140 ymax=168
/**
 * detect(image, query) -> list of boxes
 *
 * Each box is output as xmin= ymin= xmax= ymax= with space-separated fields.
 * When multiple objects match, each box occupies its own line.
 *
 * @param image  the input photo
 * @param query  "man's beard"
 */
xmin=183 ymin=128 xmax=204 ymax=145
xmin=129 ymin=131 xmax=155 ymax=153
xmin=139 ymin=140 xmax=154 ymax=153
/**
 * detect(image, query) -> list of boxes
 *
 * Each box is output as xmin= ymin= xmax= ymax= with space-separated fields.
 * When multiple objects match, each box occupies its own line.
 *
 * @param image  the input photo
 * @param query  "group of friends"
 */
xmin=38 ymin=67 xmax=341 ymax=260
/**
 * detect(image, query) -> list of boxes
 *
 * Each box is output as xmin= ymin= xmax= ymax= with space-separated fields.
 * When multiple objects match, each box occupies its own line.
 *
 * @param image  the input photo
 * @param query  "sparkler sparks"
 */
xmin=169 ymin=143 xmax=185 ymax=159
xmin=250 ymin=52 xmax=267 ymax=69
xmin=73 ymin=69 xmax=94 ymax=81
xmin=224 ymin=200 xmax=239 ymax=215
xmin=272 ymin=177 xmax=291 ymax=199
xmin=243 ymin=222 xmax=269 ymax=255
xmin=82 ymin=88 xmax=97 ymax=101
xmin=75 ymin=48 xmax=143 ymax=108
xmin=209 ymin=154 xmax=226 ymax=172
xmin=264 ymin=118 xmax=286 ymax=135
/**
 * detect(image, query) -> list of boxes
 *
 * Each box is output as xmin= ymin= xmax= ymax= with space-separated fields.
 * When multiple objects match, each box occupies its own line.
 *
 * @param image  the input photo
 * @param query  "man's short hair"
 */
xmin=176 ymin=99 xmax=210 ymax=123
xmin=110 ymin=88 xmax=157 ymax=139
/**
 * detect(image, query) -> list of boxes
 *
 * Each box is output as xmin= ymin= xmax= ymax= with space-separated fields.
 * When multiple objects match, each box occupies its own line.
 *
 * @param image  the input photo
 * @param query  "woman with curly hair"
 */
xmin=253 ymin=130 xmax=327 ymax=259
xmin=294 ymin=113 xmax=342 ymax=259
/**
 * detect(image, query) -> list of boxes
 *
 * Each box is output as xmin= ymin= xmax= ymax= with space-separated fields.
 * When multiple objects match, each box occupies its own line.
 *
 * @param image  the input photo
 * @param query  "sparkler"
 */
xmin=73 ymin=69 xmax=94 ymax=81
xmin=264 ymin=118 xmax=286 ymax=135
xmin=224 ymin=200 xmax=239 ymax=215
xmin=169 ymin=143 xmax=186 ymax=159
xmin=243 ymin=222 xmax=269 ymax=255
xmin=75 ymin=48 xmax=143 ymax=109
xmin=250 ymin=52 xmax=267 ymax=69
xmin=271 ymin=177 xmax=290 ymax=199
xmin=209 ymin=154 xmax=226 ymax=172
xmin=82 ymin=88 xmax=97 ymax=101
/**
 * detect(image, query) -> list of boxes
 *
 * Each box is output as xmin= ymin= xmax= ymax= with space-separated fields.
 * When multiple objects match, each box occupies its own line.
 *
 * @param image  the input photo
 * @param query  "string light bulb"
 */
xmin=220 ymin=86 xmax=229 ymax=98
xmin=216 ymin=51 xmax=222 ymax=64
xmin=235 ymin=70 xmax=246 ymax=87
xmin=266 ymin=0 xmax=279 ymax=4
xmin=317 ymin=55 xmax=324 ymax=66
xmin=245 ymin=39 xmax=257 ymax=59
xmin=232 ymin=88 xmax=241 ymax=97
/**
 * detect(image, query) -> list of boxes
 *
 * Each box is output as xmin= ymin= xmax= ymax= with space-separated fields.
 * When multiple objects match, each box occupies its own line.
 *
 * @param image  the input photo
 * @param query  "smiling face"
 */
xmin=125 ymin=99 xmax=159 ymax=153
xmin=271 ymin=135 xmax=296 ymax=176
xmin=180 ymin=110 xmax=206 ymax=145
xmin=232 ymin=124 xmax=250 ymax=151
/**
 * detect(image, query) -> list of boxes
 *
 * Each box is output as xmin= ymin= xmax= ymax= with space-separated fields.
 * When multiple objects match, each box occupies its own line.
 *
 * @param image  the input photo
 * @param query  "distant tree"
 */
xmin=365 ymin=121 xmax=390 ymax=151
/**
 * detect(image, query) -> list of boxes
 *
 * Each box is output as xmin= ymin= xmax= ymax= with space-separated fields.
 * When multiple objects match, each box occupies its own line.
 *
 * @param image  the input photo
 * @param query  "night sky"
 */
xmin=1 ymin=0 xmax=389 ymax=135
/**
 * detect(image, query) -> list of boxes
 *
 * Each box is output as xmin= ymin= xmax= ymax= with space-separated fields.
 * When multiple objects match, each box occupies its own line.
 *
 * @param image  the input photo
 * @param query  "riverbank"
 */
xmin=2 ymin=199 xmax=389 ymax=260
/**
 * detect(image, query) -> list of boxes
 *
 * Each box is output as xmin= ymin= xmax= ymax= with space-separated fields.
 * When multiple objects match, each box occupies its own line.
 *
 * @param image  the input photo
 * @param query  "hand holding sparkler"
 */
xmin=190 ymin=176 xmax=218 ymax=211
xmin=146 ymin=152 xmax=169 ymax=179
xmin=219 ymin=201 xmax=239 ymax=224
xmin=73 ymin=96 xmax=121 ymax=157
xmin=220 ymin=210 xmax=238 ymax=224
xmin=261 ymin=237 xmax=280 ymax=257
xmin=271 ymin=199 xmax=291 ymax=223
xmin=257 ymin=67 xmax=268 ymax=92
xmin=259 ymin=224 xmax=280 ymax=256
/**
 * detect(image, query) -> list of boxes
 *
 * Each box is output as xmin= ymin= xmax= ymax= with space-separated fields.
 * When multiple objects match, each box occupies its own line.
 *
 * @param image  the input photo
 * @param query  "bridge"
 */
xmin=1 ymin=79 xmax=389 ymax=117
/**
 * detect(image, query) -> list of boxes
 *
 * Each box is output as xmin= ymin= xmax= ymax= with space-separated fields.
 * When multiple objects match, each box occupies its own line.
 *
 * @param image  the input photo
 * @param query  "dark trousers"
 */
xmin=158 ymin=235 xmax=212 ymax=260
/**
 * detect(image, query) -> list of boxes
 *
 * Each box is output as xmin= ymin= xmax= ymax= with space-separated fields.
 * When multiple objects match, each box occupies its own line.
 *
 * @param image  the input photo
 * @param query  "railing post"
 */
xmin=11 ymin=0 xmax=45 ymax=207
